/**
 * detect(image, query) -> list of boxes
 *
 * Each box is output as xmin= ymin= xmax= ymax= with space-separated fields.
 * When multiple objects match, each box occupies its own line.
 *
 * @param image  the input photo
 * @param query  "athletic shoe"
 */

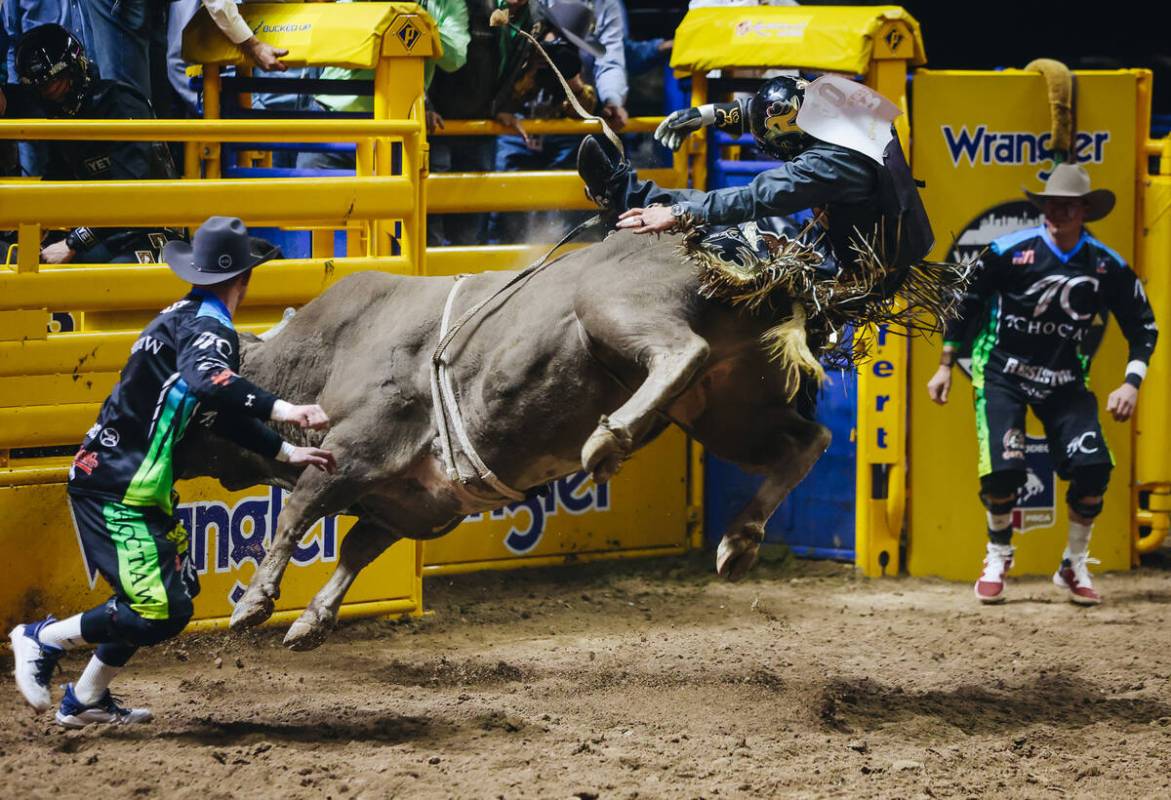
xmin=1053 ymin=554 xmax=1103 ymax=606
xmin=9 ymin=616 xmax=65 ymax=712
xmin=974 ymin=543 xmax=1014 ymax=604
xmin=55 ymin=683 xmax=153 ymax=728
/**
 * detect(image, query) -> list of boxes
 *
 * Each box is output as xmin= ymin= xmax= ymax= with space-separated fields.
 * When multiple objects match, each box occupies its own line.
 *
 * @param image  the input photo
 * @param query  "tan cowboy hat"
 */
xmin=1024 ymin=163 xmax=1115 ymax=222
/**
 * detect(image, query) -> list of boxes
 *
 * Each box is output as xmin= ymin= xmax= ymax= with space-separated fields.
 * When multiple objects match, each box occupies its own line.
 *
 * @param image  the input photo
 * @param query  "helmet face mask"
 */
xmin=748 ymin=77 xmax=814 ymax=161
xmin=15 ymin=24 xmax=92 ymax=116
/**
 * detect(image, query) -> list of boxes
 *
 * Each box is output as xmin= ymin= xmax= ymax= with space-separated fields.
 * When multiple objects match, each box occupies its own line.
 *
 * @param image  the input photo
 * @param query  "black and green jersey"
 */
xmin=68 ymin=289 xmax=282 ymax=514
xmin=945 ymin=226 xmax=1158 ymax=398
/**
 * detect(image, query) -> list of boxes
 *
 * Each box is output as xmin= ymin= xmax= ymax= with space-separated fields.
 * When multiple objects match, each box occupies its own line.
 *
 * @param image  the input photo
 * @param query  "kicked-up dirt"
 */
xmin=3 ymin=550 xmax=1171 ymax=799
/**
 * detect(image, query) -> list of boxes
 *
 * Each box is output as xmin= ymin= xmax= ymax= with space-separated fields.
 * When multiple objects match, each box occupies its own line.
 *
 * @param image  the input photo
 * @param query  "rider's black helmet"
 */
xmin=747 ymin=76 xmax=815 ymax=161
xmin=15 ymin=23 xmax=93 ymax=116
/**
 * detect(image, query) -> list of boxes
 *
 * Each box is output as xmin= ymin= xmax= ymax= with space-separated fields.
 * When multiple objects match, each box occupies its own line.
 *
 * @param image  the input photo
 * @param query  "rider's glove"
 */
xmin=654 ymin=102 xmax=745 ymax=152
xmin=654 ymin=107 xmax=707 ymax=151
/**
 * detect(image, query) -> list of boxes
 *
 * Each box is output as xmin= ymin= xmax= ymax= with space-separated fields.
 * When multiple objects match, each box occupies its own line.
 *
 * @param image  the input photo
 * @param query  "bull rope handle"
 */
xmin=488 ymin=8 xmax=624 ymax=154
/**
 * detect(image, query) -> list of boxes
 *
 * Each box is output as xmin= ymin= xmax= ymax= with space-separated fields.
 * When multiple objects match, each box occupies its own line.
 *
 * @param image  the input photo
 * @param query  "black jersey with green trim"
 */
xmin=944 ymin=225 xmax=1157 ymax=394
xmin=68 ymin=289 xmax=283 ymax=514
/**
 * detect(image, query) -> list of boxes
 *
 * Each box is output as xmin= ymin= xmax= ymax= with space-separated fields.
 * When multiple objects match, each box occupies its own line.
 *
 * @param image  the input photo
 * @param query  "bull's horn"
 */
xmin=258 ymin=307 xmax=296 ymax=342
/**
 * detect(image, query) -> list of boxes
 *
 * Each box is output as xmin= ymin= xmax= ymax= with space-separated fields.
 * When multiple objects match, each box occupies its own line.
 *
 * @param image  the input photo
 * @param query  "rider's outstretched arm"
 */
xmin=654 ymin=99 xmax=747 ymax=151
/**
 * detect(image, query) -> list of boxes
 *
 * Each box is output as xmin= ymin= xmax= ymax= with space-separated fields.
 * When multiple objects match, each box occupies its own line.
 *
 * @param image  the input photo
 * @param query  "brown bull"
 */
xmin=177 ymin=230 xmax=831 ymax=650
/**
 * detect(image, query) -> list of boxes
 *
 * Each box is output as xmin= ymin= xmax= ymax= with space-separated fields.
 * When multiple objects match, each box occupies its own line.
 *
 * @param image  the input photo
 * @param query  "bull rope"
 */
xmin=428 ymin=16 xmax=619 ymax=499
xmin=429 ymin=217 xmax=602 ymax=501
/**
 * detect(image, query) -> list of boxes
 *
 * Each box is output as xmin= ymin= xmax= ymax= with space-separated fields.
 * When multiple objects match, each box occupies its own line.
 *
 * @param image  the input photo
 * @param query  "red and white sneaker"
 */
xmin=974 ymin=543 xmax=1014 ymax=604
xmin=1053 ymin=554 xmax=1102 ymax=606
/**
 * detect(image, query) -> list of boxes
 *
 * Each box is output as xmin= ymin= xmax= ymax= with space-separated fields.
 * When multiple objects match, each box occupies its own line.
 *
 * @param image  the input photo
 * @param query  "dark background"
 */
xmin=626 ymin=2 xmax=1170 ymax=112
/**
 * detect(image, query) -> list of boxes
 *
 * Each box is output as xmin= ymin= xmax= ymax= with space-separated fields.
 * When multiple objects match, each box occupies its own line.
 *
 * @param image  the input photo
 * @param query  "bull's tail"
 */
xmin=761 ymin=301 xmax=826 ymax=399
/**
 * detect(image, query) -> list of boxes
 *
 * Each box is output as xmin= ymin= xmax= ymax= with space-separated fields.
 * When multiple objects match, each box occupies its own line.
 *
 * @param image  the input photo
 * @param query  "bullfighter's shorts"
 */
xmin=973 ymin=370 xmax=1114 ymax=480
xmin=68 ymin=492 xmax=199 ymax=622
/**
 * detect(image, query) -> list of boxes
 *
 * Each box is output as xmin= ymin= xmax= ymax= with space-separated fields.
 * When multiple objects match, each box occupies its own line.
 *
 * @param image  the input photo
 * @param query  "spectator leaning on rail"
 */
xmin=3 ymin=23 xmax=181 ymax=264
xmin=925 ymin=164 xmax=1157 ymax=606
xmin=424 ymin=0 xmax=501 ymax=245
xmin=487 ymin=0 xmax=611 ymax=242
xmin=489 ymin=0 xmax=626 ymax=128
xmin=8 ymin=217 xmax=336 ymax=728
xmin=199 ymin=0 xmax=299 ymax=73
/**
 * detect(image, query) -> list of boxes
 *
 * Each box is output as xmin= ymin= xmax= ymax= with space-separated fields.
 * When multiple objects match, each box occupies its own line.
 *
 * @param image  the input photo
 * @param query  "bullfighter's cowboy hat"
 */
xmin=1024 ymin=163 xmax=1115 ymax=222
xmin=162 ymin=216 xmax=281 ymax=286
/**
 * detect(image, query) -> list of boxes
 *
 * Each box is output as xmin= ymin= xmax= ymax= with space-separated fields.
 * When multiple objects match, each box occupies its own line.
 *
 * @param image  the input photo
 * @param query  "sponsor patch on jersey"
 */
xmin=1002 ymin=427 xmax=1025 ymax=461
xmin=98 ymin=427 xmax=120 ymax=448
xmin=1012 ymin=249 xmax=1035 ymax=265
xmin=72 ymin=448 xmax=100 ymax=476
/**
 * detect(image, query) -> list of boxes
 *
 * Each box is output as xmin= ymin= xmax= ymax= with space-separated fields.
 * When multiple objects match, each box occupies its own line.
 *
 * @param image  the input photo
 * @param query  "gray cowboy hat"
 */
xmin=162 ymin=216 xmax=281 ymax=286
xmin=535 ymin=0 xmax=605 ymax=59
xmin=1024 ymin=163 xmax=1115 ymax=222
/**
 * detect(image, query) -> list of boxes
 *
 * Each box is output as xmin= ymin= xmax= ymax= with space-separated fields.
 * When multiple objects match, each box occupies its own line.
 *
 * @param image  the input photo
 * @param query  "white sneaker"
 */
xmin=1053 ymin=554 xmax=1103 ymax=606
xmin=974 ymin=543 xmax=1014 ymax=604
xmin=9 ymin=617 xmax=65 ymax=712
xmin=55 ymin=683 xmax=153 ymax=728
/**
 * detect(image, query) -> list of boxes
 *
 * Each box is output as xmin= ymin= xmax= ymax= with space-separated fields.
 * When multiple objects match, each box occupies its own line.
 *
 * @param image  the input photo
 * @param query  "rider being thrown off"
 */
xmin=576 ymin=74 xmax=934 ymax=280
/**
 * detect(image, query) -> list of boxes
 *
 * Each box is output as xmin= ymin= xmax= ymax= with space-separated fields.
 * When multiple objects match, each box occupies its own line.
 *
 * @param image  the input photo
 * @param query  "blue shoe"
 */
xmin=55 ymin=683 xmax=153 ymax=728
xmin=9 ymin=616 xmax=64 ymax=712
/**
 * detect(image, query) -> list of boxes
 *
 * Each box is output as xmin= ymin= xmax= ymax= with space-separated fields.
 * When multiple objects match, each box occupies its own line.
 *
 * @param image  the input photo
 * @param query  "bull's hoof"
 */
xmin=716 ymin=526 xmax=765 ymax=582
xmin=283 ymin=613 xmax=332 ymax=652
xmin=582 ymin=417 xmax=632 ymax=484
xmin=229 ymin=591 xmax=276 ymax=630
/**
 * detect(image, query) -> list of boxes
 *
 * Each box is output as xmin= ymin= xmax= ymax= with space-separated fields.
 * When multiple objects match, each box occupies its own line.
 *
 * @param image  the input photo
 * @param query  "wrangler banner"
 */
xmin=424 ymin=427 xmax=689 ymax=573
xmin=0 ymin=478 xmax=420 ymax=633
xmin=908 ymin=70 xmax=1141 ymax=579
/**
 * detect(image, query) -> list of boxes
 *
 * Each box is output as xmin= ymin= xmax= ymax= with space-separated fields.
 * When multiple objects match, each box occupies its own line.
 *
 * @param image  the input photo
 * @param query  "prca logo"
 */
xmin=1013 ymin=435 xmax=1056 ymax=533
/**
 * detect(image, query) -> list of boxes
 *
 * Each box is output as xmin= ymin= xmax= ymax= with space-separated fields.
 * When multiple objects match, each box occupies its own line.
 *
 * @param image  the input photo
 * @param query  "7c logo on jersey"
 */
xmin=1023 ymin=274 xmax=1099 ymax=321
xmin=193 ymin=331 xmax=233 ymax=359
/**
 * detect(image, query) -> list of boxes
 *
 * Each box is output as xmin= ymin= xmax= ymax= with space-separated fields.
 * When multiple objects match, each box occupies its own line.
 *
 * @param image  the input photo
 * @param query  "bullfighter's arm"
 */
xmin=175 ymin=315 xmax=279 ymax=422
xmin=1102 ymin=252 xmax=1157 ymax=387
xmin=198 ymin=408 xmax=283 ymax=460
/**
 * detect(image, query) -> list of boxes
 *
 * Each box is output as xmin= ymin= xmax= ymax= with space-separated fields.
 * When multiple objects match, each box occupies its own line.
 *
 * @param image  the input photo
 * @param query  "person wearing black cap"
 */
xmin=4 ymin=23 xmax=181 ymax=264
xmin=926 ymin=164 xmax=1158 ymax=606
xmin=8 ymin=217 xmax=336 ymax=727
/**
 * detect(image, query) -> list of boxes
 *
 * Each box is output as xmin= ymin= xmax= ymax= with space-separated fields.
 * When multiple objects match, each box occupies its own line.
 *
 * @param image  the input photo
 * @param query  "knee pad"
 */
xmin=1067 ymin=465 xmax=1111 ymax=519
xmin=980 ymin=470 xmax=1026 ymax=514
xmin=107 ymin=597 xmax=191 ymax=647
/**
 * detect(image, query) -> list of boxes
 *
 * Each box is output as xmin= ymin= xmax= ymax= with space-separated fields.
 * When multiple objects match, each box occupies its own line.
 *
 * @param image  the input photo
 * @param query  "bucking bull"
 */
xmin=176 ymin=228 xmax=953 ymax=651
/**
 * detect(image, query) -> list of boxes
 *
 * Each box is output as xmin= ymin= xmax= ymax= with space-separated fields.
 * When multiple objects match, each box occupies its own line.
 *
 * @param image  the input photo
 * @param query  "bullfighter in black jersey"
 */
xmin=926 ymin=164 xmax=1157 ymax=605
xmin=8 ymin=217 xmax=336 ymax=727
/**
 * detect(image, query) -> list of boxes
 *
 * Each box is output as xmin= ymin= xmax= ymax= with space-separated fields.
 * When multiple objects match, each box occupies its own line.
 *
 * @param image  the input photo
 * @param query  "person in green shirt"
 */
xmin=296 ymin=0 xmax=470 ymax=171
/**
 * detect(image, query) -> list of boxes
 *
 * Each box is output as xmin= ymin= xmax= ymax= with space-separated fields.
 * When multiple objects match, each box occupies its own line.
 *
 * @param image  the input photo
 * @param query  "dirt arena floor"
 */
xmin=4 ymin=550 xmax=1171 ymax=799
